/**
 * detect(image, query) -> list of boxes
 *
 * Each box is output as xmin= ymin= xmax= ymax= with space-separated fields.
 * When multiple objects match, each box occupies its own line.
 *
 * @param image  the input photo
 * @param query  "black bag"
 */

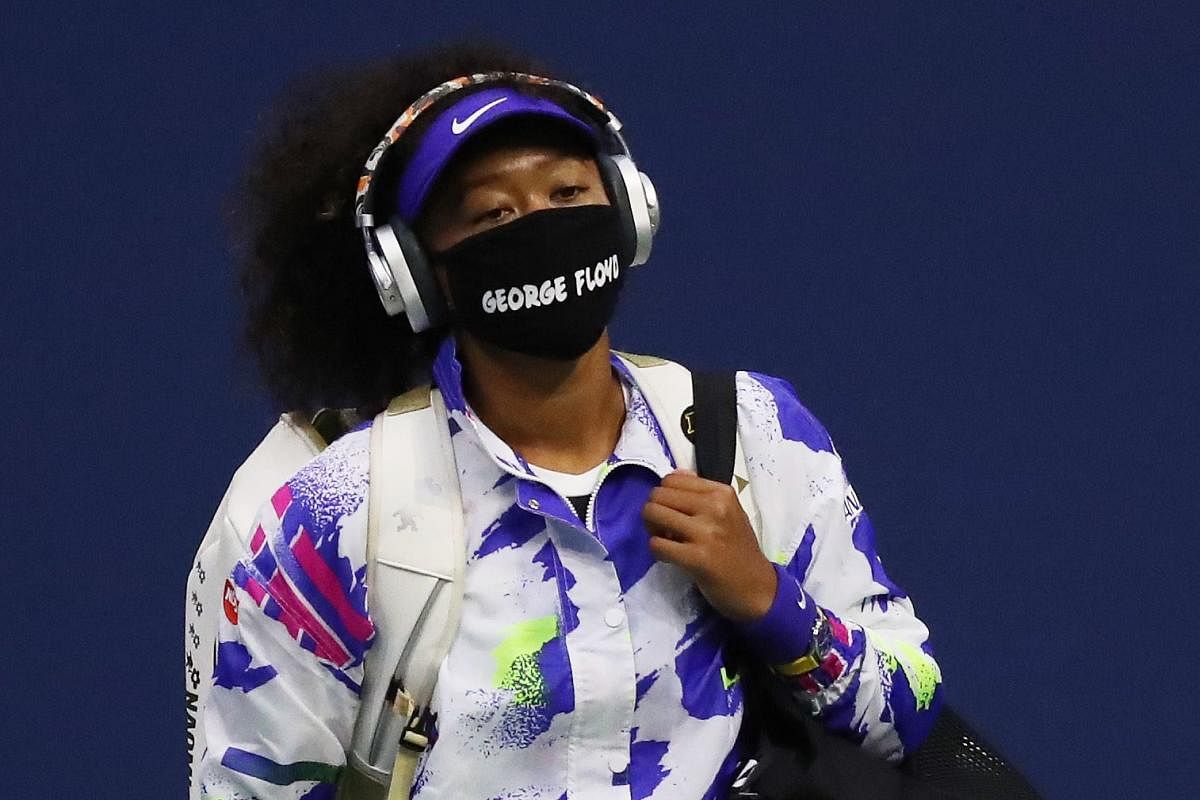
xmin=689 ymin=371 xmax=1041 ymax=800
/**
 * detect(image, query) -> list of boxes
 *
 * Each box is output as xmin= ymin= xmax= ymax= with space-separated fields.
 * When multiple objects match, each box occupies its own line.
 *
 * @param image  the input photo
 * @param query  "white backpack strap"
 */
xmin=616 ymin=353 xmax=763 ymax=544
xmin=342 ymin=386 xmax=465 ymax=800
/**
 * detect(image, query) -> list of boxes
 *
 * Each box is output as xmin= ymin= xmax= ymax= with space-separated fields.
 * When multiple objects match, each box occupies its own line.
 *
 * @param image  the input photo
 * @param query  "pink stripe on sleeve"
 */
xmin=291 ymin=529 xmax=373 ymax=642
xmin=271 ymin=484 xmax=293 ymax=519
xmin=265 ymin=572 xmax=352 ymax=666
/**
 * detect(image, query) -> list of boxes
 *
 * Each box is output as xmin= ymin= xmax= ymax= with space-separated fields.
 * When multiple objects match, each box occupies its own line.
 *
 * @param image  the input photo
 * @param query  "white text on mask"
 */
xmin=480 ymin=253 xmax=619 ymax=314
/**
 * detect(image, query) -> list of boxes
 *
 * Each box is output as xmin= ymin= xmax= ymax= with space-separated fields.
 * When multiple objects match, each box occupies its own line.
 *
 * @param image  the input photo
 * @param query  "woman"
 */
xmin=196 ymin=41 xmax=942 ymax=800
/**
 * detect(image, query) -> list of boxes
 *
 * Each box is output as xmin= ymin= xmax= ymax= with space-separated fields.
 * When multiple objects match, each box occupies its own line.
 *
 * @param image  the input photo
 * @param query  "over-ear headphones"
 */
xmin=353 ymin=72 xmax=660 ymax=332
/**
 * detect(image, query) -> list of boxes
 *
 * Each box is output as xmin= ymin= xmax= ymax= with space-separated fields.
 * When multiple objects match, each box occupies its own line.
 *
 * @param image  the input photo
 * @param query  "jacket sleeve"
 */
xmin=199 ymin=431 xmax=375 ymax=799
xmin=730 ymin=371 xmax=943 ymax=762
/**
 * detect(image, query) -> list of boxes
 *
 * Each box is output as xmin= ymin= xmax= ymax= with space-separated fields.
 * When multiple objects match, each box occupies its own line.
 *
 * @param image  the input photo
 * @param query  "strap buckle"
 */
xmin=388 ymin=681 xmax=430 ymax=752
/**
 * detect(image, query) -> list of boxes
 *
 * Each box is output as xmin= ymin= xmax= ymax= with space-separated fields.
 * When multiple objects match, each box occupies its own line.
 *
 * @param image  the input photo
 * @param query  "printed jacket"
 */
xmin=199 ymin=338 xmax=943 ymax=800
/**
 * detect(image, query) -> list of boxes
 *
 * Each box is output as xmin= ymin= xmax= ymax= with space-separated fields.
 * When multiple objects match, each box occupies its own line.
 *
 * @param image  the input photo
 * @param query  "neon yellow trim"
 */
xmin=874 ymin=635 xmax=943 ymax=712
xmin=773 ymin=652 xmax=821 ymax=676
xmin=493 ymin=616 xmax=558 ymax=679
xmin=492 ymin=616 xmax=558 ymax=706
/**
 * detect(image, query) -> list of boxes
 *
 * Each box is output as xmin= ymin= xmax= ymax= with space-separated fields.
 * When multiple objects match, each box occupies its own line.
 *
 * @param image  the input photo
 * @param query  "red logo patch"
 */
xmin=223 ymin=579 xmax=239 ymax=625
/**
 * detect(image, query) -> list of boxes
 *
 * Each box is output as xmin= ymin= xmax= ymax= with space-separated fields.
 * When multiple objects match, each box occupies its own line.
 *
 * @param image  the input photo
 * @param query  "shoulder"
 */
xmin=614 ymin=352 xmax=837 ymax=456
xmin=248 ymin=421 xmax=374 ymax=596
xmin=237 ymin=423 xmax=376 ymax=667
xmin=735 ymin=371 xmax=835 ymax=456
xmin=281 ymin=421 xmax=373 ymax=533
xmin=732 ymin=373 xmax=854 ymax=572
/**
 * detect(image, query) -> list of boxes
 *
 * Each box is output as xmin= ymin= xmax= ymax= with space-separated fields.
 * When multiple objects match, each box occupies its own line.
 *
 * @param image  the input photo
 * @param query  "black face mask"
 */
xmin=434 ymin=205 xmax=629 ymax=360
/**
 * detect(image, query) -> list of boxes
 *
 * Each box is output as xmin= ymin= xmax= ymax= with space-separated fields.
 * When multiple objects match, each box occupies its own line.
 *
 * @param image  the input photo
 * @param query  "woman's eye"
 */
xmin=471 ymin=207 xmax=507 ymax=225
xmin=553 ymin=185 xmax=587 ymax=202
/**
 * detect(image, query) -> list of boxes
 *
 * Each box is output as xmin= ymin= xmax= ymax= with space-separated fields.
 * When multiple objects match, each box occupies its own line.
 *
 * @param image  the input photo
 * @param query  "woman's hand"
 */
xmin=642 ymin=470 xmax=777 ymax=622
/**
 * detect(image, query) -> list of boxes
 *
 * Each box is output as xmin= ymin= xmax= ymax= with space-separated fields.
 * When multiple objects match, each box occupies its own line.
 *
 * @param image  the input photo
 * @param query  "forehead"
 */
xmin=422 ymin=118 xmax=599 ymax=203
xmin=451 ymin=144 xmax=597 ymax=189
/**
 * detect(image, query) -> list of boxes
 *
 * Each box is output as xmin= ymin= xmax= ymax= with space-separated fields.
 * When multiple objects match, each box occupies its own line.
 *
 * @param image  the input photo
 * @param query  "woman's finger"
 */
xmin=646 ymin=531 xmax=701 ymax=571
xmin=641 ymin=501 xmax=707 ymax=542
xmin=646 ymin=485 xmax=711 ymax=516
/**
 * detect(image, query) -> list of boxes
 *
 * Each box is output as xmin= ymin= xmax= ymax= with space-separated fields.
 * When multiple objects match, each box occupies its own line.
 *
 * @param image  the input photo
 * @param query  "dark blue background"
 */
xmin=4 ymin=2 xmax=1196 ymax=798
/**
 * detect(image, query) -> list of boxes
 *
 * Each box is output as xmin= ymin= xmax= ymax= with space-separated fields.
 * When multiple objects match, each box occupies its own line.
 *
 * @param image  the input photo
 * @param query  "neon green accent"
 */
xmin=492 ymin=615 xmax=558 ymax=706
xmin=720 ymin=665 xmax=740 ymax=690
xmin=771 ymin=550 xmax=790 ymax=566
xmin=874 ymin=634 xmax=942 ymax=712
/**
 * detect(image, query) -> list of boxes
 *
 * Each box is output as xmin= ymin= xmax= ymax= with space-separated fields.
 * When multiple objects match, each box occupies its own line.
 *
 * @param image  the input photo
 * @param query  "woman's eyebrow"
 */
xmin=457 ymin=168 xmax=507 ymax=193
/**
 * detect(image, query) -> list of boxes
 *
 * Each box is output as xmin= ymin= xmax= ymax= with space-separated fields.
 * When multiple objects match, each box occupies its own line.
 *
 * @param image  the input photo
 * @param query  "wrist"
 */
xmin=730 ymin=563 xmax=821 ymax=665
xmin=772 ymin=610 xmax=831 ymax=677
xmin=730 ymin=556 xmax=778 ymax=622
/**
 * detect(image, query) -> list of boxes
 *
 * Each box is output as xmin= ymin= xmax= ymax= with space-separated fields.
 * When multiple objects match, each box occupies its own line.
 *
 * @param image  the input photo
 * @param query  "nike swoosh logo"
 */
xmin=451 ymin=97 xmax=508 ymax=134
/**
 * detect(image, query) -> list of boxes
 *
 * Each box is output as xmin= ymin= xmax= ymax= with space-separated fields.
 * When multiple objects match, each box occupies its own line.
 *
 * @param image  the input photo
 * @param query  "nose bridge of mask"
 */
xmin=435 ymin=204 xmax=617 ymax=259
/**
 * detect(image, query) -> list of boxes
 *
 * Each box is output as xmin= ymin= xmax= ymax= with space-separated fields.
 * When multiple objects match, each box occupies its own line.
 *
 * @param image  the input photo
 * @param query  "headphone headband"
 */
xmin=354 ymin=72 xmax=623 ymax=228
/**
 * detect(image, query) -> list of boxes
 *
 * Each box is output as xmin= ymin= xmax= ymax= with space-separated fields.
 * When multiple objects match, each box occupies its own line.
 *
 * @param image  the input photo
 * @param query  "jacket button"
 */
xmin=527 ymin=498 xmax=540 ymax=510
xmin=604 ymin=608 xmax=625 ymax=628
xmin=608 ymin=753 xmax=629 ymax=773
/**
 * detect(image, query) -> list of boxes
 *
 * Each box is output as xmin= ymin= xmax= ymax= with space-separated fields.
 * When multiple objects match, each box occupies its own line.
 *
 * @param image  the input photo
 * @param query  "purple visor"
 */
xmin=394 ymin=87 xmax=599 ymax=223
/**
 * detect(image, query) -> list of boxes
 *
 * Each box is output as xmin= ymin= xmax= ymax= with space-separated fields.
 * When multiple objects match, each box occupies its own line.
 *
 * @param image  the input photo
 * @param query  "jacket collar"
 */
xmin=431 ymin=336 xmax=676 ymax=480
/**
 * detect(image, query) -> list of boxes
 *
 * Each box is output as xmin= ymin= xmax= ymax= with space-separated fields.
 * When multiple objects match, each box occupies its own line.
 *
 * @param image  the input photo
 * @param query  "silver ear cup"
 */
xmin=366 ymin=247 xmax=406 ymax=317
xmin=608 ymin=154 xmax=657 ymax=266
xmin=639 ymin=171 xmax=660 ymax=235
xmin=373 ymin=223 xmax=433 ymax=330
